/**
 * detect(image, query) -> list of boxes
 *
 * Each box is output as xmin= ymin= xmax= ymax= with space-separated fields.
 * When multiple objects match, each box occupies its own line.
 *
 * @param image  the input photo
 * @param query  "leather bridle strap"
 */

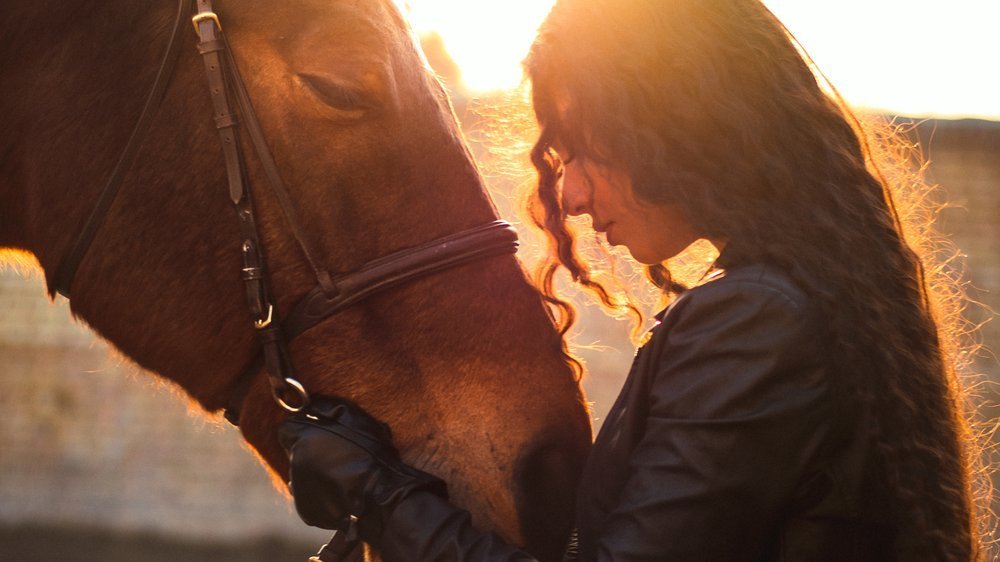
xmin=217 ymin=24 xmax=338 ymax=298
xmin=53 ymin=0 xmax=189 ymax=298
xmin=194 ymin=0 xmax=305 ymax=411
xmin=283 ymin=220 xmax=519 ymax=341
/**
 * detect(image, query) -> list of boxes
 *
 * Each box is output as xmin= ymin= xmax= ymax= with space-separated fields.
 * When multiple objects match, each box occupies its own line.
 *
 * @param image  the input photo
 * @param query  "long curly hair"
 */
xmin=523 ymin=0 xmax=984 ymax=559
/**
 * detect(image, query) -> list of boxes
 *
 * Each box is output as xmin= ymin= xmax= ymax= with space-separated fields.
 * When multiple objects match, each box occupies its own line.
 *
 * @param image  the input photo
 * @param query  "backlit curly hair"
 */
xmin=524 ymin=0 xmax=985 ymax=559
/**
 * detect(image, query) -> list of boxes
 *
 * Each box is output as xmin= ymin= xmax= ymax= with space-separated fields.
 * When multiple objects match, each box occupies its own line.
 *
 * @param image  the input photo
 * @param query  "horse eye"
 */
xmin=297 ymin=72 xmax=378 ymax=114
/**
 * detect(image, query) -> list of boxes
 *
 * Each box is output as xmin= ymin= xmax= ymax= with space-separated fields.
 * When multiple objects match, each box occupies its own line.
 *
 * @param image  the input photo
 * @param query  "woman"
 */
xmin=278 ymin=0 xmax=983 ymax=560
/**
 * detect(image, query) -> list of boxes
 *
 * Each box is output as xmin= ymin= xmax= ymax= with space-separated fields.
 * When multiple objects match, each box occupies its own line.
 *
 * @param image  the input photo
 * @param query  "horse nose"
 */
xmin=514 ymin=440 xmax=584 ymax=562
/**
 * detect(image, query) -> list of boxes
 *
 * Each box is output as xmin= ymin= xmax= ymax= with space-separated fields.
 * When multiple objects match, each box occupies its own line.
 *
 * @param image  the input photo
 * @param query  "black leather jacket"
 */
xmin=379 ymin=260 xmax=896 ymax=561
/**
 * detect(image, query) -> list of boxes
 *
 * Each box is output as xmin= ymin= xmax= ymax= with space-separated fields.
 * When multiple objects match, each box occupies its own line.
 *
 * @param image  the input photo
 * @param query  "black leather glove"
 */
xmin=278 ymin=395 xmax=447 ymax=544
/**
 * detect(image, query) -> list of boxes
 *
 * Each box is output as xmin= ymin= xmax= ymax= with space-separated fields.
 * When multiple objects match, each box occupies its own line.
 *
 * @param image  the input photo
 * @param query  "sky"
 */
xmin=404 ymin=0 xmax=1000 ymax=120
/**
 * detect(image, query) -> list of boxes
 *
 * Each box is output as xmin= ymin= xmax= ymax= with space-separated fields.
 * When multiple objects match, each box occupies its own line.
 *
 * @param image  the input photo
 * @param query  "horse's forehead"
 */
xmin=315 ymin=0 xmax=430 ymax=70
xmin=389 ymin=0 xmax=409 ymax=15
xmin=384 ymin=0 xmax=433 ymax=69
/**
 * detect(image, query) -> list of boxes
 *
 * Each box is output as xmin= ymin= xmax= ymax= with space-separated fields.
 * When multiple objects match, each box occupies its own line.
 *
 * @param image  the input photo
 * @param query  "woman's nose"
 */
xmin=561 ymin=162 xmax=590 ymax=217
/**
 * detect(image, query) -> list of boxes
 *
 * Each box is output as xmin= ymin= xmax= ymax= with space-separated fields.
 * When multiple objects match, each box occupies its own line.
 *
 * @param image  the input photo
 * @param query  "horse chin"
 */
xmin=394 ymin=414 xmax=586 ymax=561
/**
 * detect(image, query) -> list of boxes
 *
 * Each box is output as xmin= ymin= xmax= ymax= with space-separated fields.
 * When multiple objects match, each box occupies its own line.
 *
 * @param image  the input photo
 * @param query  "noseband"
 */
xmin=53 ymin=0 xmax=519 ymax=426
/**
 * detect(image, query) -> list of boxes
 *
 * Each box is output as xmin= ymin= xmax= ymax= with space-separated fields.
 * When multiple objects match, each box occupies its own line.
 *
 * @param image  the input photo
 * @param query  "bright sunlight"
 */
xmin=405 ymin=0 xmax=1000 ymax=120
xmin=406 ymin=0 xmax=556 ymax=92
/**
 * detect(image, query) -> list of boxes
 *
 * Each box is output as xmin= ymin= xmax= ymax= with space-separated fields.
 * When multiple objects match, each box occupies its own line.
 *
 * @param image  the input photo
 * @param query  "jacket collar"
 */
xmin=653 ymin=244 xmax=737 ymax=322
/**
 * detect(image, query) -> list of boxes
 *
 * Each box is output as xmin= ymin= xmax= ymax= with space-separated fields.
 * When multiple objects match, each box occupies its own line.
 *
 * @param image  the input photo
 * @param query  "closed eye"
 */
xmin=297 ymin=72 xmax=380 ymax=115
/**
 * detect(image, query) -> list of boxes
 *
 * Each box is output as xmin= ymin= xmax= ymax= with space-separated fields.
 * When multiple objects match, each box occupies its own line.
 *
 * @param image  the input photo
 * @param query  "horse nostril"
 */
xmin=514 ymin=441 xmax=582 ymax=562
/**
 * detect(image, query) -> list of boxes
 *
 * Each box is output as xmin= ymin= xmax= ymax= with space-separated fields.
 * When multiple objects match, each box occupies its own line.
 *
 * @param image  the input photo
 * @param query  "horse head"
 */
xmin=0 ymin=0 xmax=591 ymax=559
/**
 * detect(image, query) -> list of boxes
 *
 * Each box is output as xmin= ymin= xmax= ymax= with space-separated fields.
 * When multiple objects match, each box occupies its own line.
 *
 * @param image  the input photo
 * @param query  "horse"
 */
xmin=0 ymin=0 xmax=592 ymax=559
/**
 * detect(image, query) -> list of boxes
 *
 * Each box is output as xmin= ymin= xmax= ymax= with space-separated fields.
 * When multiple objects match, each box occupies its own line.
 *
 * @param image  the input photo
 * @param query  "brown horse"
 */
xmin=0 ymin=0 xmax=591 ymax=559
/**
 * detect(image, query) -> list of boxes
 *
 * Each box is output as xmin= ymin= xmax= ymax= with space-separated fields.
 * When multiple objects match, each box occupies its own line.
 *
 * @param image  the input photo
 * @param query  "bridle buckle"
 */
xmin=191 ymin=11 xmax=221 ymax=36
xmin=254 ymin=304 xmax=273 ymax=329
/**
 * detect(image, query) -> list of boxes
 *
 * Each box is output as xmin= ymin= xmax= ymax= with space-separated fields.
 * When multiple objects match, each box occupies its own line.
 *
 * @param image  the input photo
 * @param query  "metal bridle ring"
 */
xmin=274 ymin=377 xmax=310 ymax=413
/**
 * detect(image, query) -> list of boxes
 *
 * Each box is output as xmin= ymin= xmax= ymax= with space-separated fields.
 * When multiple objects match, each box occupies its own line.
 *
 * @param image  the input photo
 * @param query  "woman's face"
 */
xmin=558 ymin=154 xmax=700 ymax=264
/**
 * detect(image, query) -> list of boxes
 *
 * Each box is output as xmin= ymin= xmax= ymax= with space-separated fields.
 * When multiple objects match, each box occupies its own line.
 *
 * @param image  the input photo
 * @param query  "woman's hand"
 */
xmin=278 ymin=395 xmax=447 ymax=544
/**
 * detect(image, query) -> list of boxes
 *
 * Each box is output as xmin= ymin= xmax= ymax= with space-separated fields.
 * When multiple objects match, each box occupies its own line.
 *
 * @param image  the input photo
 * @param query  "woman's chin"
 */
xmin=624 ymin=245 xmax=660 ymax=265
xmin=629 ymin=252 xmax=660 ymax=265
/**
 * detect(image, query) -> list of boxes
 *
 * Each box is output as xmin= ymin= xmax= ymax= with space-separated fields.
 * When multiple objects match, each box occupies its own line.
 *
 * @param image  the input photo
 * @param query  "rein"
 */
xmin=52 ymin=0 xmax=519 ymax=426
xmin=53 ymin=0 xmax=188 ymax=298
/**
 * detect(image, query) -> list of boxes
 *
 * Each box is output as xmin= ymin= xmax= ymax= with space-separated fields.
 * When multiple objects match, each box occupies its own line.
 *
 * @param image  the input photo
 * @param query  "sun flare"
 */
xmin=406 ymin=0 xmax=556 ymax=92
xmin=403 ymin=0 xmax=999 ymax=119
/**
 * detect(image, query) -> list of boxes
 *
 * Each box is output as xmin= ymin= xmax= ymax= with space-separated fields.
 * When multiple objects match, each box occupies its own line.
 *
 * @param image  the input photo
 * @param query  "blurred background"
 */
xmin=2 ymin=1 xmax=997 ymax=560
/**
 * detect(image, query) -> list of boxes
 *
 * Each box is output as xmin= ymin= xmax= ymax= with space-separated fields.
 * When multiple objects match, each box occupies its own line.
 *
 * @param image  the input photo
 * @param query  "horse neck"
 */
xmin=1 ymin=1 xmax=179 ymax=263
xmin=2 ymin=0 xmax=261 ymax=408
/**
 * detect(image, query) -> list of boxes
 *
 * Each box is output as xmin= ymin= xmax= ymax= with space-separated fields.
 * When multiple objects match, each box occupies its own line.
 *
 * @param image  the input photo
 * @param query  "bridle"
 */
xmin=52 ymin=0 xmax=520 ymax=427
